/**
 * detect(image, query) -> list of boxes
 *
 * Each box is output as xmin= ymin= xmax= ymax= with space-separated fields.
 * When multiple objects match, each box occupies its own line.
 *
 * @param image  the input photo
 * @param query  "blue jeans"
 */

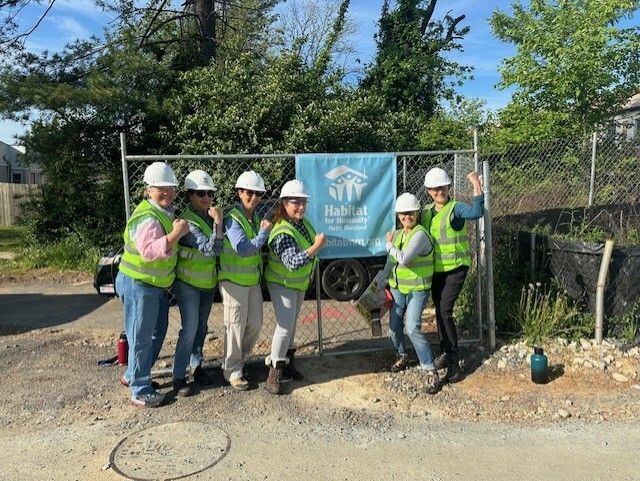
xmin=173 ymin=279 xmax=216 ymax=379
xmin=115 ymin=272 xmax=169 ymax=397
xmin=389 ymin=288 xmax=436 ymax=370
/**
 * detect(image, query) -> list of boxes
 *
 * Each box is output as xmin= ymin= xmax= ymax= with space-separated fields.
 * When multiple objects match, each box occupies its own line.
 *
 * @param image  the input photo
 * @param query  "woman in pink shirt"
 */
xmin=115 ymin=162 xmax=189 ymax=408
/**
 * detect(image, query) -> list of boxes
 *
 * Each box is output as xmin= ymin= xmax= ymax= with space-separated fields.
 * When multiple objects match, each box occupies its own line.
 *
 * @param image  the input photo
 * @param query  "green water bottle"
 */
xmin=530 ymin=347 xmax=549 ymax=384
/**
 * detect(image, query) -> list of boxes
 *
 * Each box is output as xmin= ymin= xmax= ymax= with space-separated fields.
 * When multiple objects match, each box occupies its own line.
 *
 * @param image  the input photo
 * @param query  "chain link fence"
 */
xmin=120 ymin=136 xmax=484 ymax=366
xmin=484 ymin=133 xmax=640 ymax=338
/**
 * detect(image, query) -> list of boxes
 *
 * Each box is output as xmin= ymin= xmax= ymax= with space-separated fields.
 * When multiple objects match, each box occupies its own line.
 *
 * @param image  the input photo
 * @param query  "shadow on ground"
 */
xmin=0 ymin=293 xmax=108 ymax=335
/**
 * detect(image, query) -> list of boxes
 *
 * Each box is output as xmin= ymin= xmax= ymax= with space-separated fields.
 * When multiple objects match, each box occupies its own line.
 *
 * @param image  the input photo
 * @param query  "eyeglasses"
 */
xmin=243 ymin=189 xmax=264 ymax=198
xmin=285 ymin=199 xmax=308 ymax=207
xmin=398 ymin=211 xmax=418 ymax=216
xmin=150 ymin=186 xmax=176 ymax=193
xmin=190 ymin=190 xmax=213 ymax=198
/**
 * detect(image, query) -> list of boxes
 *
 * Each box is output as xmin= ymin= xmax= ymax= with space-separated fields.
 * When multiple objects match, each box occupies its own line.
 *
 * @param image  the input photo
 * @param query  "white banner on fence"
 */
xmin=295 ymin=153 xmax=396 ymax=259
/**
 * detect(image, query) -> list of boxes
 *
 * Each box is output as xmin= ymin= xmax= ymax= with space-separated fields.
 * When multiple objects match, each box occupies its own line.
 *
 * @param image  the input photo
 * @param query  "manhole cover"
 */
xmin=109 ymin=421 xmax=230 ymax=481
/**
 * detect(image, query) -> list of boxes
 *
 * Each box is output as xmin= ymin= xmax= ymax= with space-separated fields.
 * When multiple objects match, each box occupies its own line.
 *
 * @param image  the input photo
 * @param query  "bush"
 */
xmin=17 ymin=233 xmax=100 ymax=272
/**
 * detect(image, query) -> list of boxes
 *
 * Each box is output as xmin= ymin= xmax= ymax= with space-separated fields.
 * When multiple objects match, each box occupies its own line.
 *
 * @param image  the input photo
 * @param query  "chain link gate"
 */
xmin=119 ymin=133 xmax=488 ymax=368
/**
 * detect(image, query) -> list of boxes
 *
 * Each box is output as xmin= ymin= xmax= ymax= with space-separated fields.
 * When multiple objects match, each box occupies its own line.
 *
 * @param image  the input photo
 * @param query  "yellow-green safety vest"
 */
xmin=264 ymin=218 xmax=317 ymax=292
xmin=175 ymin=207 xmax=218 ymax=290
xmin=388 ymin=224 xmax=434 ymax=294
xmin=420 ymin=200 xmax=470 ymax=273
xmin=119 ymin=199 xmax=177 ymax=288
xmin=218 ymin=206 xmax=262 ymax=286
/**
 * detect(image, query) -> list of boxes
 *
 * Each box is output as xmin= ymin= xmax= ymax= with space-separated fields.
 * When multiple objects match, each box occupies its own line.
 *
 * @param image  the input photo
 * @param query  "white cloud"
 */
xmin=52 ymin=15 xmax=92 ymax=40
xmin=56 ymin=0 xmax=105 ymax=18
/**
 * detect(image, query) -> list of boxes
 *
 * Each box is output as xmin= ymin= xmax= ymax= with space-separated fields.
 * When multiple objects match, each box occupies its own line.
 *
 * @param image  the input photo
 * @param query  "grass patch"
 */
xmin=0 ymin=228 xmax=99 ymax=274
xmin=513 ymin=283 xmax=593 ymax=346
xmin=0 ymin=226 xmax=28 ymax=251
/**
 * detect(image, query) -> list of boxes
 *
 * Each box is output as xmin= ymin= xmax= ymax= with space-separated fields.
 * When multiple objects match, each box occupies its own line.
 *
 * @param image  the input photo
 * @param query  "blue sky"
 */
xmin=0 ymin=0 xmax=518 ymax=144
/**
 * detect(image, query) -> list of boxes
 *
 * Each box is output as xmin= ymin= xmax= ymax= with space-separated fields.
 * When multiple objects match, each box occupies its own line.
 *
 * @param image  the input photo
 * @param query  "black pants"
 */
xmin=431 ymin=265 xmax=469 ymax=355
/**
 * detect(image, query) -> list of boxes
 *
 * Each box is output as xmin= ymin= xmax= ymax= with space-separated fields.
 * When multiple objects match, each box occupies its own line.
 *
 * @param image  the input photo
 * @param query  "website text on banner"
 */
xmin=295 ymin=153 xmax=396 ymax=259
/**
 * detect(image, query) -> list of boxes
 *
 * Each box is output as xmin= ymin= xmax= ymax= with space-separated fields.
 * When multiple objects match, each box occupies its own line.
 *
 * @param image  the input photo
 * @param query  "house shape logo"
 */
xmin=324 ymin=165 xmax=368 ymax=202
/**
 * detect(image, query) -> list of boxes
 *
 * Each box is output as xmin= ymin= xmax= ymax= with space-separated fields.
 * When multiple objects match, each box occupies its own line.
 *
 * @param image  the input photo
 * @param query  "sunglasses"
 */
xmin=427 ymin=185 xmax=448 ymax=192
xmin=398 ymin=211 xmax=418 ymax=216
xmin=285 ymin=199 xmax=308 ymax=207
xmin=190 ymin=190 xmax=214 ymax=198
xmin=242 ymin=189 xmax=264 ymax=198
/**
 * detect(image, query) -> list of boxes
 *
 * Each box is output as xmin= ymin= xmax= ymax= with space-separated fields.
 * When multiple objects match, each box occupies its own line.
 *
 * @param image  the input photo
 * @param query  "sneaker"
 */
xmin=173 ymin=378 xmax=195 ymax=397
xmin=130 ymin=390 xmax=165 ymax=408
xmin=193 ymin=366 xmax=214 ymax=386
xmin=424 ymin=370 xmax=441 ymax=395
xmin=120 ymin=374 xmax=160 ymax=390
xmin=390 ymin=354 xmax=410 ymax=373
xmin=229 ymin=377 xmax=249 ymax=391
xmin=433 ymin=352 xmax=449 ymax=370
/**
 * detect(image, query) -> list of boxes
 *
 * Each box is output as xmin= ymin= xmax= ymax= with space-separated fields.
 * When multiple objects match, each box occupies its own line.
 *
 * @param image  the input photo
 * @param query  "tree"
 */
xmin=492 ymin=0 xmax=640 ymax=138
xmin=361 ymin=0 xmax=471 ymax=118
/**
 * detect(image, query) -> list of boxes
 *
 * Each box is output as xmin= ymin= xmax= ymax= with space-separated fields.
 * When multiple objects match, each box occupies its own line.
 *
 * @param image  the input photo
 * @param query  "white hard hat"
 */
xmin=235 ymin=170 xmax=266 ymax=192
xmin=424 ymin=167 xmax=452 ymax=188
xmin=184 ymin=170 xmax=216 ymax=191
xmin=280 ymin=179 xmax=310 ymax=198
xmin=395 ymin=193 xmax=420 ymax=212
xmin=143 ymin=162 xmax=178 ymax=187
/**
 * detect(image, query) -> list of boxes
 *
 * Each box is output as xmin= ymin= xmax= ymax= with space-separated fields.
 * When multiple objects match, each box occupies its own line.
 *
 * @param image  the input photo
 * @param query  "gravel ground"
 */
xmin=1 ymin=274 xmax=639 ymax=480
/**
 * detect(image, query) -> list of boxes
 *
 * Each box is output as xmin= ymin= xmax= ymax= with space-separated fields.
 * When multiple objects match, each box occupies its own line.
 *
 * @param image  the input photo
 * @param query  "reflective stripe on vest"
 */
xmin=388 ymin=224 xmax=434 ymax=294
xmin=264 ymin=218 xmax=317 ymax=291
xmin=217 ymin=207 xmax=262 ymax=286
xmin=420 ymin=200 xmax=470 ymax=273
xmin=119 ymin=200 xmax=177 ymax=288
xmin=175 ymin=207 xmax=218 ymax=290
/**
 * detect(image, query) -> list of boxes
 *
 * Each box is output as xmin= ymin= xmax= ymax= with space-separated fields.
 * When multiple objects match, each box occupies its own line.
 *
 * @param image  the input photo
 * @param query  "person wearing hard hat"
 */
xmin=373 ymin=193 xmax=440 ymax=394
xmin=420 ymin=167 xmax=484 ymax=383
xmin=115 ymin=161 xmax=190 ymax=407
xmin=218 ymin=170 xmax=272 ymax=390
xmin=171 ymin=170 xmax=224 ymax=397
xmin=263 ymin=179 xmax=325 ymax=395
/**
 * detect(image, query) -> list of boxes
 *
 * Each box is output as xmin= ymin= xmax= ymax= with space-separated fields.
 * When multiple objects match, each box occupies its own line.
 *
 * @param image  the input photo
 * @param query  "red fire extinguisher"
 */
xmin=117 ymin=332 xmax=128 ymax=365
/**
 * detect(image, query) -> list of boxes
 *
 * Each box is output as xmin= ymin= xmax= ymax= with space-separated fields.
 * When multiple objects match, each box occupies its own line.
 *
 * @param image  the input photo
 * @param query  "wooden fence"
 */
xmin=0 ymin=183 xmax=41 ymax=226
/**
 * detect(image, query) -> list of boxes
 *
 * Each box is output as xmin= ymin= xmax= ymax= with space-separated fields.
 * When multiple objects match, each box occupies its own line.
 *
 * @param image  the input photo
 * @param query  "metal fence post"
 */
xmin=588 ymin=132 xmax=597 ymax=207
xmin=120 ymin=132 xmax=131 ymax=221
xmin=315 ymin=266 xmax=323 ymax=355
xmin=482 ymin=161 xmax=496 ymax=350
xmin=473 ymin=129 xmax=483 ymax=341
xmin=401 ymin=155 xmax=406 ymax=191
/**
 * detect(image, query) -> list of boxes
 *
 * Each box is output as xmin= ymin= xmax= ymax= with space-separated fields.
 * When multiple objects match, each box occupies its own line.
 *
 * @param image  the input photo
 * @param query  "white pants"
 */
xmin=266 ymin=282 xmax=304 ymax=366
xmin=220 ymin=281 xmax=263 ymax=381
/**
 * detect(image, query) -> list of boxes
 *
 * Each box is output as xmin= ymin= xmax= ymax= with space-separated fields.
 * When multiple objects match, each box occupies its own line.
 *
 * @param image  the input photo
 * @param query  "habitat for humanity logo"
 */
xmin=324 ymin=165 xmax=368 ymax=202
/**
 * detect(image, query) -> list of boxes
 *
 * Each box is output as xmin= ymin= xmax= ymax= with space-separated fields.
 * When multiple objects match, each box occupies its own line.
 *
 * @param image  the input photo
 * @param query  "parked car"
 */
xmin=94 ymin=200 xmax=386 ymax=301
xmin=94 ymin=246 xmax=384 ymax=302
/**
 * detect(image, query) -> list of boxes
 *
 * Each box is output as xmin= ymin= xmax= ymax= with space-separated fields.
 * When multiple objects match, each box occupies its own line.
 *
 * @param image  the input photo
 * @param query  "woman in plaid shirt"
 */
xmin=263 ymin=180 xmax=326 ymax=395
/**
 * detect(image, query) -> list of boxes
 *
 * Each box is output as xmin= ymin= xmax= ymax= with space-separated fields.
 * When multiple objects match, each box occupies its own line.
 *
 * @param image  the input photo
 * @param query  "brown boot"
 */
xmin=283 ymin=349 xmax=304 ymax=382
xmin=266 ymin=361 xmax=285 ymax=395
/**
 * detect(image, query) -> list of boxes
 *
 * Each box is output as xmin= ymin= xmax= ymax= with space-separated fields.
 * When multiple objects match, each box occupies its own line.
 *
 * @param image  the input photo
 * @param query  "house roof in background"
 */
xmin=621 ymin=93 xmax=640 ymax=112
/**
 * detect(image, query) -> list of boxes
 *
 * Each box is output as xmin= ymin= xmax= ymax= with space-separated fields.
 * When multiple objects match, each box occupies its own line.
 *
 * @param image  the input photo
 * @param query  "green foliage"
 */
xmin=491 ymin=0 xmax=640 ymax=140
xmin=514 ymin=283 xmax=592 ymax=346
xmin=492 ymin=233 xmax=529 ymax=334
xmin=453 ymin=269 xmax=477 ymax=336
xmin=362 ymin=0 xmax=471 ymax=118
xmin=17 ymin=233 xmax=100 ymax=272
xmin=1 ymin=0 xmax=474 ymax=251
xmin=0 ymin=226 xmax=28 ymax=251
xmin=607 ymin=299 xmax=640 ymax=343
